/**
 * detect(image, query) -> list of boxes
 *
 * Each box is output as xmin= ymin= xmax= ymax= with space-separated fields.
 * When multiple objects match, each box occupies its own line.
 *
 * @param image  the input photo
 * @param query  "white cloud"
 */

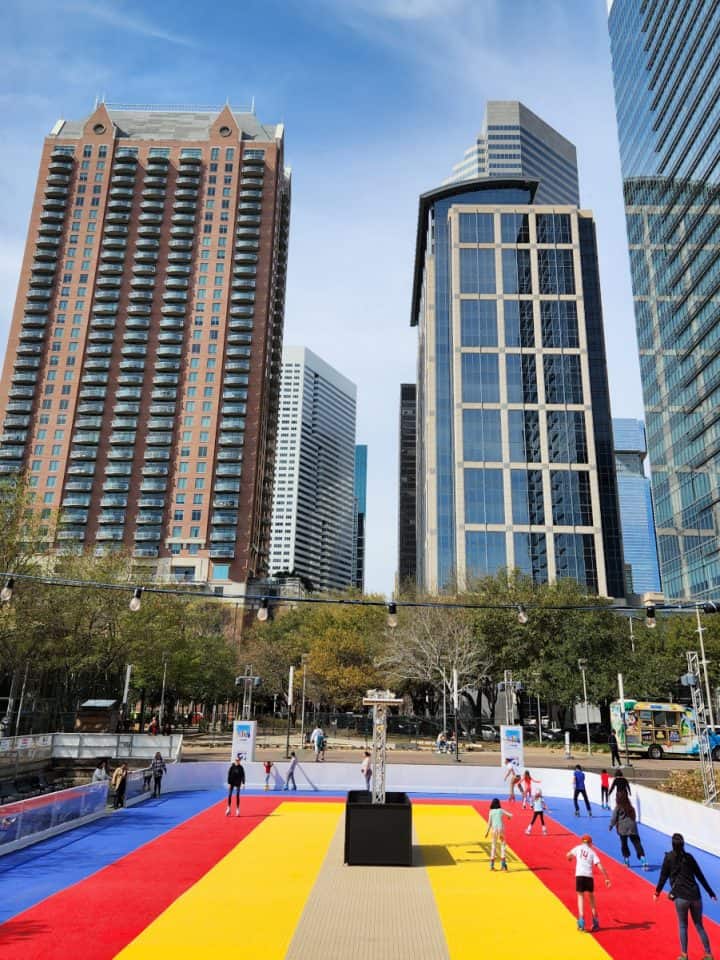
xmin=59 ymin=1 xmax=197 ymax=47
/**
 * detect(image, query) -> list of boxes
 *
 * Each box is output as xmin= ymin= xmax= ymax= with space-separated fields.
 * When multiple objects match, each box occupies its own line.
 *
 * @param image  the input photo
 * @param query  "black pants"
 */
xmin=620 ymin=833 xmax=645 ymax=860
xmin=573 ymin=787 xmax=591 ymax=812
xmin=228 ymin=785 xmax=242 ymax=805
xmin=153 ymin=774 xmax=163 ymax=797
xmin=113 ymin=783 xmax=126 ymax=809
xmin=530 ymin=811 xmax=545 ymax=826
xmin=674 ymin=898 xmax=712 ymax=954
xmin=601 ymin=786 xmax=609 ymax=805
xmin=610 ymin=748 xmax=621 ymax=766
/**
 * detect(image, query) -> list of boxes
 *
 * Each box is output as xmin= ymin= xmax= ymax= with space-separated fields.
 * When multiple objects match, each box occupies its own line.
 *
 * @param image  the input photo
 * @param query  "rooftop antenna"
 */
xmin=93 ymin=94 xmax=99 ymax=109
xmin=251 ymin=96 xmax=255 ymax=114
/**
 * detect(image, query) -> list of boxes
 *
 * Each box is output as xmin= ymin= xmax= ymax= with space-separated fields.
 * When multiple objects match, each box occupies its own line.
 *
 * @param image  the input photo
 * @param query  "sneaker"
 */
xmin=588 ymin=810 xmax=593 ymax=817
xmin=542 ymin=827 xmax=548 ymax=835
xmin=623 ymin=857 xmax=630 ymax=866
xmin=225 ymin=806 xmax=230 ymax=816
xmin=500 ymin=859 xmax=508 ymax=871
xmin=235 ymin=808 xmax=240 ymax=817
xmin=577 ymin=918 xmax=585 ymax=932
xmin=641 ymin=856 xmax=649 ymax=871
xmin=490 ymin=860 xmax=495 ymax=871
xmin=525 ymin=826 xmax=531 ymax=835
xmin=574 ymin=810 xmax=580 ymax=817
xmin=591 ymin=918 xmax=600 ymax=933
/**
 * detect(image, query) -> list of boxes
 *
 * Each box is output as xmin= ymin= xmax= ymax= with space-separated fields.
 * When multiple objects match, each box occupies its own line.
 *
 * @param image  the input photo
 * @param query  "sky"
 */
xmin=0 ymin=0 xmax=643 ymax=595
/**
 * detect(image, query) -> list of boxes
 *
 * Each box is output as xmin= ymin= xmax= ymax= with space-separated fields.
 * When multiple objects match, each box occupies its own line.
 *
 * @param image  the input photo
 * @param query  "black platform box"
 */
xmin=344 ymin=790 xmax=413 ymax=866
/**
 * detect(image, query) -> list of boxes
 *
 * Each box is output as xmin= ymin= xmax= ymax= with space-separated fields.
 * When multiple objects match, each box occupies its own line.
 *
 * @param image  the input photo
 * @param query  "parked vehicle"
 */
xmin=610 ymin=698 xmax=720 ymax=760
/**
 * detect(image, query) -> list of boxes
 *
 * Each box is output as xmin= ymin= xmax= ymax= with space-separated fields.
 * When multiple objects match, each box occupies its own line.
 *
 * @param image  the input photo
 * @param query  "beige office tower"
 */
xmin=0 ymin=103 xmax=291 ymax=596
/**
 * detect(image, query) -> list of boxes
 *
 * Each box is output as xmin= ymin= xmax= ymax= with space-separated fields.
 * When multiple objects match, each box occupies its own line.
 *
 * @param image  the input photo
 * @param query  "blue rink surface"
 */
xmin=1 ymin=786 xmax=719 ymax=928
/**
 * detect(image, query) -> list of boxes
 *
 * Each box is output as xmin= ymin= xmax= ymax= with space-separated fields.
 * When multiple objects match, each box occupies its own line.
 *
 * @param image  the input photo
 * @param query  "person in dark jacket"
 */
xmin=608 ymin=768 xmax=631 ymax=801
xmin=226 ymin=754 xmax=245 ymax=817
xmin=609 ymin=796 xmax=647 ymax=869
xmin=151 ymin=751 xmax=167 ymax=798
xmin=654 ymin=832 xmax=716 ymax=960
xmin=608 ymin=730 xmax=621 ymax=766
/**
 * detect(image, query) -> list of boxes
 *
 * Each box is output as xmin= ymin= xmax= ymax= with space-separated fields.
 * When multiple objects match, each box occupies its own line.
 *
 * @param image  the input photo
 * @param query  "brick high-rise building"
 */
xmin=0 ymin=103 xmax=291 ymax=595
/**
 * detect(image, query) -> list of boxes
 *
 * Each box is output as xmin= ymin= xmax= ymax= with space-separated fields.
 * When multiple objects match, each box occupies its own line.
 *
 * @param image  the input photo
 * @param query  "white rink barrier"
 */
xmin=163 ymin=761 xmax=720 ymax=857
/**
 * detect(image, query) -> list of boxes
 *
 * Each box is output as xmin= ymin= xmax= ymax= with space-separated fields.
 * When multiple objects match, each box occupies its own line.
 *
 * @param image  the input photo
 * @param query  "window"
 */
xmin=191 ymin=510 xmax=201 ymax=521
xmin=511 ymin=470 xmax=544 ymax=524
xmin=551 ymin=470 xmax=593 ymax=525
xmin=508 ymin=410 xmax=541 ymax=462
xmin=501 ymin=213 xmax=530 ymax=244
xmin=460 ymin=300 xmax=497 ymax=347
xmin=460 ymin=248 xmax=496 ymax=294
xmin=536 ymin=213 xmax=571 ymax=244
xmin=465 ymin=531 xmax=506 ymax=580
xmin=506 ymin=355 xmax=537 ymax=403
xmin=554 ymin=533 xmax=597 ymax=592
xmin=504 ymin=300 xmax=534 ymax=346
xmin=540 ymin=301 xmax=579 ymax=348
xmin=538 ymin=249 xmax=575 ymax=295
xmin=547 ymin=411 xmax=587 ymax=463
xmin=458 ymin=213 xmax=494 ymax=243
xmin=462 ymin=409 xmax=501 ymax=461
xmin=464 ymin=468 xmax=504 ymax=523
xmin=513 ymin=533 xmax=548 ymax=583
xmin=544 ymin=355 xmax=582 ymax=404
xmin=461 ymin=354 xmax=499 ymax=403
xmin=502 ymin=249 xmax=532 ymax=294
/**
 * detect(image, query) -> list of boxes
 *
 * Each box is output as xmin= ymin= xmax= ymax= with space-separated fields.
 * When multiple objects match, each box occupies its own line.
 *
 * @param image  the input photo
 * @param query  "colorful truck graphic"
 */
xmin=610 ymin=699 xmax=720 ymax=760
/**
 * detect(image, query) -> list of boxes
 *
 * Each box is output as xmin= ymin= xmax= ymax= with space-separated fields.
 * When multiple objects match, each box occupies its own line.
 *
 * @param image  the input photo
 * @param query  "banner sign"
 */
xmin=499 ymin=724 xmax=524 ymax=769
xmin=230 ymin=720 xmax=256 ymax=763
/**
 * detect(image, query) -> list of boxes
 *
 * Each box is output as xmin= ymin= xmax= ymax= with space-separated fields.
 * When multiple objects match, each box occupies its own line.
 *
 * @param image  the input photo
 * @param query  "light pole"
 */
xmin=285 ymin=665 xmax=294 ymax=759
xmin=159 ymin=652 xmax=168 ymax=729
xmin=452 ymin=667 xmax=460 ymax=762
xmin=628 ymin=617 xmax=636 ymax=655
xmin=300 ymin=653 xmax=309 ymax=749
xmin=695 ymin=606 xmax=716 ymax=728
xmin=578 ymin=659 xmax=591 ymax=755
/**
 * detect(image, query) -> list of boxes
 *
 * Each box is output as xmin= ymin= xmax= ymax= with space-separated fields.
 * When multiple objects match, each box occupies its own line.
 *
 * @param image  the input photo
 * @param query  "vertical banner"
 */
xmin=230 ymin=720 xmax=257 ymax=763
xmin=499 ymin=724 xmax=524 ymax=769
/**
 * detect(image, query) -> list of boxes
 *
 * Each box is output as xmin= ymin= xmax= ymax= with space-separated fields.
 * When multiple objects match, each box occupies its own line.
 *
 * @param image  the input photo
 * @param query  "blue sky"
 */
xmin=0 ymin=0 xmax=641 ymax=595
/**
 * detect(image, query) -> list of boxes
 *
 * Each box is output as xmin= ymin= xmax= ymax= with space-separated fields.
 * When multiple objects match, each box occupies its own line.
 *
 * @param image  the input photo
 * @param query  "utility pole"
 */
xmin=300 ymin=653 xmax=309 ymax=749
xmin=578 ymin=659 xmax=591 ymax=755
xmin=285 ymin=665 xmax=294 ymax=759
xmin=452 ymin=667 xmax=460 ymax=762
xmin=696 ymin=606 xmax=716 ymax=728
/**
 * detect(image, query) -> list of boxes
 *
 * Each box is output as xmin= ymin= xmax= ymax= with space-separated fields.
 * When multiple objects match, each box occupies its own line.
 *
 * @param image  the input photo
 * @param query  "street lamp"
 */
xmin=159 ymin=652 xmax=168 ymax=729
xmin=300 ymin=653 xmax=309 ymax=749
xmin=578 ymin=658 xmax=591 ymax=755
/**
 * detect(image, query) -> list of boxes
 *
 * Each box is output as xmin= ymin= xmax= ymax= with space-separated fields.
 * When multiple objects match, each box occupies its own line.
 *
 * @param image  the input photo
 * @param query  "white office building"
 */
xmin=269 ymin=346 xmax=357 ymax=591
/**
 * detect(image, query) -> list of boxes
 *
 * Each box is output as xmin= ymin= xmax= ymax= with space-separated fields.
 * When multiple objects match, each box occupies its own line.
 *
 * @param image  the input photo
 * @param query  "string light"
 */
xmin=516 ymin=604 xmax=528 ymax=625
xmin=645 ymin=604 xmax=657 ymax=628
xmin=386 ymin=602 xmax=398 ymax=629
xmin=0 ymin=577 xmax=14 ymax=603
xmin=129 ymin=587 xmax=143 ymax=612
xmin=256 ymin=598 xmax=270 ymax=622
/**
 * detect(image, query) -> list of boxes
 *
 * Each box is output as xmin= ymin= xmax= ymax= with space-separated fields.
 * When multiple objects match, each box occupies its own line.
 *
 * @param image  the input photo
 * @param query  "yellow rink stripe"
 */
xmin=116 ymin=802 xmax=343 ymax=959
xmin=413 ymin=806 xmax=612 ymax=960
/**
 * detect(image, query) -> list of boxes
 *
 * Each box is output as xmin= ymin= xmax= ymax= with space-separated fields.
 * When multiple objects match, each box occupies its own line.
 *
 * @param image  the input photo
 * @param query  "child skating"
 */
xmin=263 ymin=759 xmax=274 ymax=791
xmin=573 ymin=764 xmax=592 ymax=817
xmin=504 ymin=758 xmax=523 ymax=802
xmin=566 ymin=834 xmax=611 ymax=932
xmin=525 ymin=789 xmax=548 ymax=835
xmin=485 ymin=797 xmax=512 ymax=871
xmin=600 ymin=769 xmax=611 ymax=809
xmin=521 ymin=769 xmax=540 ymax=808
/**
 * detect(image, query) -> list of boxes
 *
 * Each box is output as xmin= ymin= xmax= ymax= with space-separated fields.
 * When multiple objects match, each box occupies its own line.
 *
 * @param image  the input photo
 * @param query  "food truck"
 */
xmin=610 ymin=699 xmax=720 ymax=760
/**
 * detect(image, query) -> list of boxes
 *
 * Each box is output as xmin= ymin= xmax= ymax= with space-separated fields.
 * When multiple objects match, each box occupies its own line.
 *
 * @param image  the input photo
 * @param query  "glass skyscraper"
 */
xmin=398 ymin=383 xmax=417 ymax=586
xmin=613 ymin=418 xmax=661 ymax=595
xmin=410 ymin=177 xmax=624 ymax=596
xmin=444 ymin=101 xmax=579 ymax=206
xmin=609 ymin=0 xmax=720 ymax=600
xmin=268 ymin=346 xmax=357 ymax=592
xmin=352 ymin=444 xmax=367 ymax=592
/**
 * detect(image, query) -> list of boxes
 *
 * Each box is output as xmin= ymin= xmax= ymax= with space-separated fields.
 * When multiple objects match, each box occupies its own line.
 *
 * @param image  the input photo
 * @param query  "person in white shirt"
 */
xmin=92 ymin=760 xmax=109 ymax=783
xmin=566 ymin=834 xmax=611 ymax=932
xmin=360 ymin=751 xmax=372 ymax=791
xmin=503 ymin=758 xmax=522 ymax=802
xmin=310 ymin=726 xmax=324 ymax=762
xmin=284 ymin=752 xmax=298 ymax=791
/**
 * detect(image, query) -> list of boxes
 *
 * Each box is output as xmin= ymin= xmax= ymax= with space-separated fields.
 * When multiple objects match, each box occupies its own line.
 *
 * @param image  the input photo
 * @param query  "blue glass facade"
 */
xmin=411 ymin=178 xmax=625 ymax=596
xmin=613 ymin=418 xmax=661 ymax=595
xmin=609 ymin=0 xmax=720 ymax=600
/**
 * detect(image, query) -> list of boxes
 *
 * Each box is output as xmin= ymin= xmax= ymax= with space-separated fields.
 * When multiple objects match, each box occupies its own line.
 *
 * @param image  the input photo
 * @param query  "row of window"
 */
xmin=460 ymin=353 xmax=583 ymax=404
xmin=460 ymin=299 xmax=579 ymax=348
xmin=463 ymin=467 xmax=593 ymax=526
xmin=462 ymin=408 xmax=587 ymax=463
xmin=459 ymin=247 xmax=576 ymax=295
xmin=465 ymin=530 xmax=598 ymax=590
xmin=458 ymin=212 xmax=572 ymax=245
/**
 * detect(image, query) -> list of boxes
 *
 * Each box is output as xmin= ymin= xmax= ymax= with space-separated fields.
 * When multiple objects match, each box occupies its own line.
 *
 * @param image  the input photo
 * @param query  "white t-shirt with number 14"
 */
xmin=570 ymin=844 xmax=602 ymax=878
